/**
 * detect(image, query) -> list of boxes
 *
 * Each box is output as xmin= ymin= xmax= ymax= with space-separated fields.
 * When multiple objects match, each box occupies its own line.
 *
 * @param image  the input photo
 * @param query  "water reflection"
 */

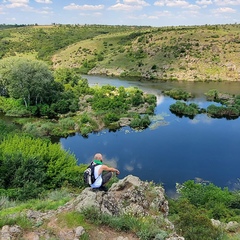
xmin=59 ymin=76 xmax=240 ymax=195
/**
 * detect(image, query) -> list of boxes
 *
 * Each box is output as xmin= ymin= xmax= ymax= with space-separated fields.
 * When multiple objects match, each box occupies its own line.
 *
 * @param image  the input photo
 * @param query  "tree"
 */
xmin=0 ymin=57 xmax=57 ymax=107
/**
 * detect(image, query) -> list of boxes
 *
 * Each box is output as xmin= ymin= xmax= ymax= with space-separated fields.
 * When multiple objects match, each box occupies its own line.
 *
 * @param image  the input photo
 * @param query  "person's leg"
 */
xmin=101 ymin=172 xmax=113 ymax=186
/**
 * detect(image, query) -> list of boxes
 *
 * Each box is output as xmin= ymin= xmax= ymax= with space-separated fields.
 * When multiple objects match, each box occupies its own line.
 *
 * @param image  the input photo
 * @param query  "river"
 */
xmin=60 ymin=75 xmax=240 ymax=196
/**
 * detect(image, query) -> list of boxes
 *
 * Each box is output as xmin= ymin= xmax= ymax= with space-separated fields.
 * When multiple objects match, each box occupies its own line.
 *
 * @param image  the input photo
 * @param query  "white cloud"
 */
xmin=108 ymin=0 xmax=150 ymax=11
xmin=166 ymin=0 xmax=189 ymax=7
xmin=152 ymin=10 xmax=173 ymax=17
xmin=212 ymin=7 xmax=236 ymax=13
xmin=196 ymin=0 xmax=213 ymax=5
xmin=124 ymin=0 xmax=150 ymax=6
xmin=154 ymin=1 xmax=165 ymax=6
xmin=108 ymin=3 xmax=143 ymax=11
xmin=6 ymin=0 xmax=28 ymax=3
xmin=154 ymin=0 xmax=189 ymax=7
xmin=186 ymin=4 xmax=201 ymax=10
xmin=154 ymin=0 xmax=195 ymax=8
xmin=64 ymin=4 xmax=104 ymax=11
xmin=214 ymin=0 xmax=240 ymax=6
xmin=35 ymin=0 xmax=52 ymax=4
xmin=37 ymin=9 xmax=52 ymax=14
xmin=79 ymin=12 xmax=102 ymax=17
xmin=4 ymin=0 xmax=29 ymax=8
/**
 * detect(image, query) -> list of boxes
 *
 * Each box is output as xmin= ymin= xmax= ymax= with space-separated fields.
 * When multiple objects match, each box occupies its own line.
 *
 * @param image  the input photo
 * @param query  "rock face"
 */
xmin=75 ymin=175 xmax=169 ymax=217
xmin=0 ymin=175 xmax=184 ymax=240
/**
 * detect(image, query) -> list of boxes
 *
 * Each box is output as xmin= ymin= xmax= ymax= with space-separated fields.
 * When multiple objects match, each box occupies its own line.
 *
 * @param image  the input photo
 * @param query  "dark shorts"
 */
xmin=101 ymin=172 xmax=113 ymax=186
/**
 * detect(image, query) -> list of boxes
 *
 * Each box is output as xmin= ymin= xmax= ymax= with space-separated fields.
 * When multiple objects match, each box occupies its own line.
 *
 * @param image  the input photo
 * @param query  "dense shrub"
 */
xmin=0 ymin=120 xmax=18 ymax=142
xmin=0 ymin=97 xmax=23 ymax=113
xmin=168 ymin=180 xmax=240 ymax=239
xmin=104 ymin=112 xmax=120 ymax=126
xmin=0 ymin=134 xmax=83 ymax=200
xmin=174 ymin=200 xmax=221 ymax=240
xmin=130 ymin=115 xmax=150 ymax=129
xmin=163 ymin=88 xmax=193 ymax=100
xmin=131 ymin=90 xmax=144 ymax=106
xmin=176 ymin=180 xmax=237 ymax=220
xmin=170 ymin=101 xmax=203 ymax=118
xmin=207 ymin=104 xmax=239 ymax=119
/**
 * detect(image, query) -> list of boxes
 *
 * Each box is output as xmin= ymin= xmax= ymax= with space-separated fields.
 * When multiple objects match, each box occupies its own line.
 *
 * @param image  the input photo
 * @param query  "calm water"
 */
xmin=60 ymin=76 xmax=240 ymax=196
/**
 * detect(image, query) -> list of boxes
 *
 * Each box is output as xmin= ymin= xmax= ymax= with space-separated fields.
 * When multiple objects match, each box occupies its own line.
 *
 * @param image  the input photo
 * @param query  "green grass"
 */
xmin=80 ymin=207 xmax=170 ymax=240
xmin=57 ymin=211 xmax=91 ymax=230
xmin=0 ymin=189 xmax=73 ymax=218
xmin=0 ymin=215 xmax=32 ymax=229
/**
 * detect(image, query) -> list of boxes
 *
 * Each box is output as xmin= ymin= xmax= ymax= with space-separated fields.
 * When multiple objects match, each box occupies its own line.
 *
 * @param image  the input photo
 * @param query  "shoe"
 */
xmin=91 ymin=188 xmax=98 ymax=192
xmin=98 ymin=186 xmax=108 ymax=192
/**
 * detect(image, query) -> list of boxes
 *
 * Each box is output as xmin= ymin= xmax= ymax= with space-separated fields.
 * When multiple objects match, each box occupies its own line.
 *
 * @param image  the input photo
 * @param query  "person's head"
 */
xmin=94 ymin=153 xmax=103 ymax=162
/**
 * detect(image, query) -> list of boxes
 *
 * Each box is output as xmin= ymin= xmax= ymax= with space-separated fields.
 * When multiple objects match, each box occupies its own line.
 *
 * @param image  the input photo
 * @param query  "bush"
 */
xmin=0 ymin=120 xmax=18 ymax=141
xmin=176 ymin=180 xmax=235 ymax=220
xmin=175 ymin=200 xmax=221 ymax=240
xmin=207 ymin=104 xmax=239 ymax=119
xmin=59 ymin=118 xmax=75 ymax=131
xmin=103 ymin=112 xmax=120 ymax=125
xmin=170 ymin=101 xmax=201 ymax=118
xmin=130 ymin=115 xmax=150 ymax=129
xmin=0 ymin=97 xmax=23 ymax=112
xmin=0 ymin=134 xmax=84 ymax=200
xmin=131 ymin=90 xmax=144 ymax=106
xmin=163 ymin=88 xmax=192 ymax=100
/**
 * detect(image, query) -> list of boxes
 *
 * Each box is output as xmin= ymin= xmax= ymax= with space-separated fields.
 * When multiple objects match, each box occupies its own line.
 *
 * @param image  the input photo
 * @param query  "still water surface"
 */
xmin=60 ymin=76 xmax=240 ymax=196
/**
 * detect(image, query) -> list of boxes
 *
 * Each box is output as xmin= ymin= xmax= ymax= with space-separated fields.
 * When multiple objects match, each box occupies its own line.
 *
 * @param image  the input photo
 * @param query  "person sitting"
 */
xmin=90 ymin=153 xmax=120 ymax=191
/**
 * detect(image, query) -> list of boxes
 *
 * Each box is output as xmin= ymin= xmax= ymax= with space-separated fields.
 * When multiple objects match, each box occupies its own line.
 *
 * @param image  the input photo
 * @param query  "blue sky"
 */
xmin=0 ymin=0 xmax=239 ymax=26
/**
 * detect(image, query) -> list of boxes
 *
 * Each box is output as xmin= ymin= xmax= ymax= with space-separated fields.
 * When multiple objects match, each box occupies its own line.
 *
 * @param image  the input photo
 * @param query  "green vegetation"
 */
xmin=0 ymin=24 xmax=239 ymax=81
xmin=0 ymin=56 xmax=156 ymax=203
xmin=169 ymin=180 xmax=240 ymax=240
xmin=0 ymin=24 xmax=147 ymax=62
xmin=165 ymin=88 xmax=240 ymax=119
xmin=205 ymin=89 xmax=240 ymax=119
xmin=0 ymin=24 xmax=240 ymax=239
xmin=0 ymin=57 xmax=156 ymax=136
xmin=0 ymin=188 xmax=73 ymax=228
xmin=81 ymin=207 xmax=169 ymax=240
xmin=169 ymin=101 xmax=205 ymax=118
xmin=0 ymin=133 xmax=84 ymax=200
xmin=162 ymin=88 xmax=193 ymax=100
xmin=50 ymin=24 xmax=240 ymax=82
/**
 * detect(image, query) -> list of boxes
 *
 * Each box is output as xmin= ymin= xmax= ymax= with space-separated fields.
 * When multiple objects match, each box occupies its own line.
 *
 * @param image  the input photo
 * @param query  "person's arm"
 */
xmin=99 ymin=165 xmax=120 ymax=175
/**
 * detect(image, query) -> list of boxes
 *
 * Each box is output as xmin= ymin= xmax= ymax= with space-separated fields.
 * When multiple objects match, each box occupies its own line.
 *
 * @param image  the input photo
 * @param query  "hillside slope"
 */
xmin=52 ymin=24 xmax=240 ymax=82
xmin=0 ymin=24 xmax=239 ymax=82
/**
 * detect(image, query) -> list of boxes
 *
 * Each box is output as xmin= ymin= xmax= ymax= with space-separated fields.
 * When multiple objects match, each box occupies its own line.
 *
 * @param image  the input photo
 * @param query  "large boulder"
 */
xmin=74 ymin=175 xmax=169 ymax=217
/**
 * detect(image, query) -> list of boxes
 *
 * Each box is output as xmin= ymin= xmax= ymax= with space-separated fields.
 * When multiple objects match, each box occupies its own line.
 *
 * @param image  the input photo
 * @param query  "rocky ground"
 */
xmin=0 ymin=175 xmax=184 ymax=240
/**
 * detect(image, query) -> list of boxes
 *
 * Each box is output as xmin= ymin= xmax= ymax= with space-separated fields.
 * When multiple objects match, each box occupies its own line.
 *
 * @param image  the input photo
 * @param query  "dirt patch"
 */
xmin=88 ymin=225 xmax=140 ymax=240
xmin=22 ymin=215 xmax=140 ymax=240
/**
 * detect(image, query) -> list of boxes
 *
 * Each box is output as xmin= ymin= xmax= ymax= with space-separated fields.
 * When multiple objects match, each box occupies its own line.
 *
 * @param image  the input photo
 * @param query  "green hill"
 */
xmin=1 ymin=24 xmax=240 ymax=81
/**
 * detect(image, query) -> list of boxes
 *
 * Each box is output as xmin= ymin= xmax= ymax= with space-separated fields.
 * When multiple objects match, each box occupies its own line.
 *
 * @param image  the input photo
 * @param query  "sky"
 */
xmin=0 ymin=0 xmax=240 ymax=27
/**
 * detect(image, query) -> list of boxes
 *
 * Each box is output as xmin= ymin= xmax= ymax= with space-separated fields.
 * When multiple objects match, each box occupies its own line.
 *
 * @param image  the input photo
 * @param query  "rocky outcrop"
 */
xmin=0 ymin=175 xmax=184 ymax=240
xmin=74 ymin=175 xmax=169 ymax=217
